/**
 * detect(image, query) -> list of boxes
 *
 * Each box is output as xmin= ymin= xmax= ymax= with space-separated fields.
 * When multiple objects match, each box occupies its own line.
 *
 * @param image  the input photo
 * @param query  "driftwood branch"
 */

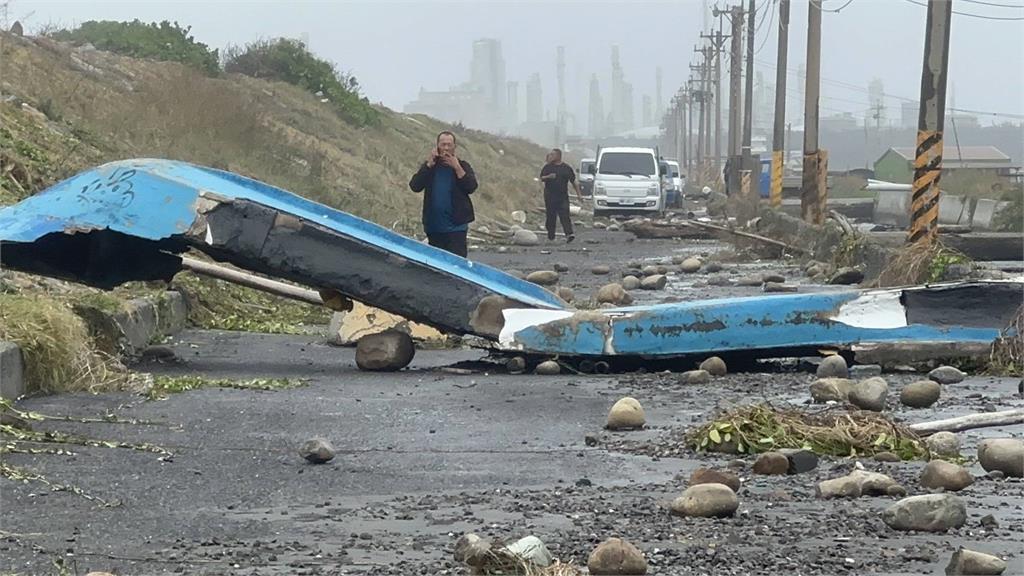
xmin=908 ymin=409 xmax=1024 ymax=436
xmin=180 ymin=257 xmax=325 ymax=306
xmin=683 ymin=220 xmax=809 ymax=255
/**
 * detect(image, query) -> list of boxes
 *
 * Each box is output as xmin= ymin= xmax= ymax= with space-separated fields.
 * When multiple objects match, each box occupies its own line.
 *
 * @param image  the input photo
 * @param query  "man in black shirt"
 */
xmin=539 ymin=148 xmax=582 ymax=243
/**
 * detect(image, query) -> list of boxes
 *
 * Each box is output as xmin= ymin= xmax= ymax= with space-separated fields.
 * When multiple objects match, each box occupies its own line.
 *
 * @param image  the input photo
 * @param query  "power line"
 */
xmin=753 ymin=0 xmax=777 ymax=56
xmin=901 ymin=0 xmax=1024 ymax=20
xmin=812 ymin=0 xmax=856 ymax=12
xmin=960 ymin=0 xmax=1024 ymax=8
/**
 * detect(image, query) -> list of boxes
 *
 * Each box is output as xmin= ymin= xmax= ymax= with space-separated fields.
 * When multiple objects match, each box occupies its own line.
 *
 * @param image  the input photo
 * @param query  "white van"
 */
xmin=579 ymin=158 xmax=596 ymax=196
xmin=588 ymin=147 xmax=665 ymax=216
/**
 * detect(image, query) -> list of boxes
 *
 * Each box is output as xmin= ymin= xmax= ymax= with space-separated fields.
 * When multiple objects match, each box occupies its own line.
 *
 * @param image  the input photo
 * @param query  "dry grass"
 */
xmin=875 ymin=238 xmax=970 ymax=287
xmin=0 ymin=294 xmax=130 ymax=394
xmin=989 ymin=305 xmax=1023 ymax=375
xmin=469 ymin=551 xmax=582 ymax=576
xmin=689 ymin=404 xmax=929 ymax=460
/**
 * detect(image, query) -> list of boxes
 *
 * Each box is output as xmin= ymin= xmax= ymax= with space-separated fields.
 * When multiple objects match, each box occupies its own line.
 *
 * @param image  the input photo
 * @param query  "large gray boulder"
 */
xmin=527 ymin=270 xmax=560 ymax=286
xmin=596 ymin=283 xmax=633 ymax=306
xmin=355 ymin=330 xmax=415 ymax=371
xmin=810 ymin=378 xmax=853 ymax=403
xmin=929 ymin=365 xmax=967 ymax=385
xmin=901 ymin=380 xmax=942 ymax=408
xmin=587 ymin=537 xmax=648 ymax=575
xmin=622 ymin=275 xmax=642 ymax=290
xmin=926 ymin=432 xmax=962 ymax=458
xmin=849 ymin=377 xmax=889 ymax=412
xmin=816 ymin=355 xmax=849 ymax=378
xmin=920 ymin=460 xmax=974 ymax=492
xmin=881 ymin=494 xmax=967 ymax=532
xmin=670 ymin=483 xmax=738 ymax=518
xmin=679 ymin=257 xmax=702 ymax=273
xmin=977 ymin=438 xmax=1024 ymax=477
xmin=944 ymin=547 xmax=1008 ymax=575
xmin=640 ymin=274 xmax=667 ymax=290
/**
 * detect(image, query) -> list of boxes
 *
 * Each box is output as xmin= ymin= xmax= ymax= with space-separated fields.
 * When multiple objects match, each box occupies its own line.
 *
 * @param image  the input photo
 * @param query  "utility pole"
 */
xmin=727 ymin=5 xmax=744 ymax=195
xmin=801 ymin=0 xmax=825 ymax=224
xmin=909 ymin=0 xmax=953 ymax=244
xmin=770 ymin=0 xmax=790 ymax=209
xmin=705 ymin=13 xmax=730 ymax=180
xmin=743 ymin=0 xmax=756 ymax=166
xmin=683 ymin=86 xmax=691 ymax=172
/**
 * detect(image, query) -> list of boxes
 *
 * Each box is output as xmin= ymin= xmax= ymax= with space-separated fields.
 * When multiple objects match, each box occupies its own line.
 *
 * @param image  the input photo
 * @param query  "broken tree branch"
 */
xmin=683 ymin=220 xmax=809 ymax=255
xmin=180 ymin=257 xmax=325 ymax=306
xmin=908 ymin=409 xmax=1024 ymax=436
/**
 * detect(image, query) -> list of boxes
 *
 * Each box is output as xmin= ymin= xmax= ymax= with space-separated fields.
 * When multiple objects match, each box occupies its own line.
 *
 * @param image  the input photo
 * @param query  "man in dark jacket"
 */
xmin=409 ymin=131 xmax=478 ymax=257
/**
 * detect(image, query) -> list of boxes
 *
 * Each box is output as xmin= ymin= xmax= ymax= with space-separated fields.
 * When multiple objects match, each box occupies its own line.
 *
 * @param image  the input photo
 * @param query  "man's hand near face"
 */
xmin=441 ymin=152 xmax=466 ymax=179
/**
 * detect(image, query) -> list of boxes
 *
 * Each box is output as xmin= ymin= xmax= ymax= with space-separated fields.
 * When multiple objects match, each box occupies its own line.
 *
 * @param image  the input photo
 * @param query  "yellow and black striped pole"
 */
xmin=770 ymin=150 xmax=784 ymax=209
xmin=908 ymin=0 xmax=953 ymax=245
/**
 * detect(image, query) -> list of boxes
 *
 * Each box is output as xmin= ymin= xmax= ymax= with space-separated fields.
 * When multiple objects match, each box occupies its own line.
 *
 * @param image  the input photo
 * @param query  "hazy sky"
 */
xmin=14 ymin=0 xmax=1024 ymax=127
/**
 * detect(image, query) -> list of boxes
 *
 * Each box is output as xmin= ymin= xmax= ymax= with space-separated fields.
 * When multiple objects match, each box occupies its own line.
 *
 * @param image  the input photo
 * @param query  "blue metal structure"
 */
xmin=1 ymin=159 xmax=1018 ymax=361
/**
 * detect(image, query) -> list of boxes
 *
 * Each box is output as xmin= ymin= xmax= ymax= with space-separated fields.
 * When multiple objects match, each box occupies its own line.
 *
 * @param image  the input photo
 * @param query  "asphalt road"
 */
xmin=2 ymin=225 xmax=1022 ymax=576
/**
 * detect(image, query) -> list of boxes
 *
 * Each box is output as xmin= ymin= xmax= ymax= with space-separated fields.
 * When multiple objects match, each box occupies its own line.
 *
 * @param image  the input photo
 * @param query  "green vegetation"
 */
xmin=993 ymin=187 xmax=1023 ymax=232
xmin=171 ymin=271 xmax=330 ymax=334
xmin=0 ymin=294 xmax=127 ymax=394
xmin=146 ymin=375 xmax=303 ymax=399
xmin=829 ymin=174 xmax=873 ymax=199
xmin=876 ymin=240 xmax=972 ymax=287
xmin=224 ymin=38 xmax=378 ymax=126
xmin=49 ymin=20 xmax=219 ymax=76
xmin=690 ymin=404 xmax=928 ymax=460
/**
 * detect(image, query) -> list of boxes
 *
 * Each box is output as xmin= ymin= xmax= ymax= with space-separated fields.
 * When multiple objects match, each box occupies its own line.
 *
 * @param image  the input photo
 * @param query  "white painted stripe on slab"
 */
xmin=831 ymin=291 xmax=908 ymax=329
xmin=498 ymin=309 xmax=576 ymax=347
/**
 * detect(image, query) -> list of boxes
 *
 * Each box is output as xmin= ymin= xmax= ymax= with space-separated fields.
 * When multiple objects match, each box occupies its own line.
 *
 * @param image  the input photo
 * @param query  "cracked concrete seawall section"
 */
xmin=0 ymin=291 xmax=189 ymax=400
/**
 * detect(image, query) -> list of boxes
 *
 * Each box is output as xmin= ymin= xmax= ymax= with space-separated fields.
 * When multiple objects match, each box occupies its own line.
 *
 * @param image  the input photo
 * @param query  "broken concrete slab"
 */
xmin=328 ymin=302 xmax=446 ymax=347
xmin=0 ymin=341 xmax=25 ymax=401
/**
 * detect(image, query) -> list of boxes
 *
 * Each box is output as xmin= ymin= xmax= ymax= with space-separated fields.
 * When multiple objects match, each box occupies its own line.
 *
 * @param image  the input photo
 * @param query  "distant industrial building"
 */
xmin=874 ymin=145 xmax=1018 ymax=183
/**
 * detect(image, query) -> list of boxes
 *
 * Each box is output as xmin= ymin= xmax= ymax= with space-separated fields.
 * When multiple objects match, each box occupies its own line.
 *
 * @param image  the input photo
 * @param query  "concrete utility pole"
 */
xmin=705 ymin=11 xmax=730 ymax=179
xmin=683 ymin=87 xmax=691 ymax=171
xmin=743 ymin=0 xmax=756 ymax=165
xmin=908 ymin=0 xmax=953 ymax=244
xmin=801 ymin=0 xmax=825 ymax=224
xmin=727 ymin=5 xmax=744 ymax=195
xmin=770 ymin=0 xmax=790 ymax=208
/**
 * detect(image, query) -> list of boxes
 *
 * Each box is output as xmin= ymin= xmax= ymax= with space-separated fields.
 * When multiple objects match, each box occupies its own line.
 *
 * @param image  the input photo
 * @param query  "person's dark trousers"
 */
xmin=427 ymin=231 xmax=468 ymax=258
xmin=544 ymin=191 xmax=574 ymax=240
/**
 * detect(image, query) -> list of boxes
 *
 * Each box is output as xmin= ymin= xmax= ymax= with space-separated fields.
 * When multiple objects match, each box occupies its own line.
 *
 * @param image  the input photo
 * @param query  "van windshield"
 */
xmin=598 ymin=153 xmax=656 ymax=177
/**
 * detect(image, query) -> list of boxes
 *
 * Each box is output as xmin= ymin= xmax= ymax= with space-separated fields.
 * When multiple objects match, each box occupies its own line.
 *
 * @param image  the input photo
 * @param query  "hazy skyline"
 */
xmin=13 ymin=0 xmax=1024 ymax=129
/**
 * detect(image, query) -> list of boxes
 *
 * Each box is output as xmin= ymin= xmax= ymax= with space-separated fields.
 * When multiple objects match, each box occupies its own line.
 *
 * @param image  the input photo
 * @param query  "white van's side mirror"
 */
xmin=659 ymin=163 xmax=669 ymax=175
xmin=587 ymin=164 xmax=597 ymax=175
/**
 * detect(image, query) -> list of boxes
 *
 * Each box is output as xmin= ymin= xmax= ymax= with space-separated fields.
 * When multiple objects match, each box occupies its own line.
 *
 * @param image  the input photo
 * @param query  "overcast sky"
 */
xmin=14 ymin=0 xmax=1024 ymax=127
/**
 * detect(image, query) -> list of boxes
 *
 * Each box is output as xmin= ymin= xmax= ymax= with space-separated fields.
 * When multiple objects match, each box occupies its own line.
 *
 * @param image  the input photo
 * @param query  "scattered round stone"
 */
xmin=606 ymin=397 xmax=645 ymax=430
xmin=810 ymin=378 xmax=853 ymax=403
xmin=592 ymin=265 xmax=612 ymax=275
xmin=929 ymin=365 xmax=966 ymax=385
xmin=513 ymin=228 xmax=539 ymax=246
xmin=627 ymin=259 xmax=642 ymax=269
xmin=506 ymin=356 xmax=526 ymax=374
xmin=640 ymin=274 xmax=667 ymax=290
xmin=762 ymin=273 xmax=786 ymax=283
xmin=764 ymin=282 xmax=797 ymax=293
xmin=690 ymin=467 xmax=741 ymax=492
xmin=670 ymin=483 xmax=738 ymax=518
xmin=705 ymin=262 xmax=724 ymax=273
xmin=987 ymin=470 xmax=1006 ymax=481
xmin=881 ymin=494 xmax=967 ymax=532
xmin=622 ymin=275 xmax=641 ymax=290
xmin=607 ymin=223 xmax=621 ymax=232
xmin=977 ymin=438 xmax=1024 ymax=477
xmin=735 ymin=275 xmax=764 ymax=287
xmin=779 ymin=448 xmax=819 ymax=474
xmin=699 ymin=356 xmax=728 ymax=376
xmin=681 ymin=369 xmax=711 ymax=385
xmin=945 ymin=547 xmax=1007 ymax=576
xmin=874 ymin=451 xmax=902 ymax=462
xmin=806 ymin=264 xmax=823 ymax=278
xmin=926 ymin=432 xmax=962 ymax=458
xmin=355 ymin=330 xmax=415 ymax=371
xmin=753 ymin=452 xmax=789 ymax=475
xmin=596 ymin=283 xmax=634 ymax=306
xmin=817 ymin=469 xmax=902 ymax=498
xmin=527 ymin=270 xmax=560 ymax=286
xmin=816 ymin=355 xmax=849 ymax=378
xmin=299 ymin=438 xmax=335 ymax=464
xmin=535 ymin=360 xmax=561 ymax=375
xmin=588 ymin=537 xmax=648 ymax=575
xmin=454 ymin=533 xmax=491 ymax=567
xmin=707 ymin=274 xmax=733 ymax=286
xmin=679 ymin=257 xmax=702 ymax=273
xmin=555 ymin=286 xmax=575 ymax=303
xmin=901 ymin=380 xmax=942 ymax=408
xmin=829 ymin=267 xmax=865 ymax=285
xmin=849 ymin=364 xmax=883 ymax=379
xmin=641 ymin=265 xmax=659 ymax=276
xmin=656 ymin=265 xmax=669 ymax=275
xmin=553 ymin=262 xmax=570 ymax=272
xmin=920 ymin=460 xmax=974 ymax=492
xmin=671 ymin=255 xmax=686 ymax=265
xmin=849 ymin=377 xmax=889 ymax=412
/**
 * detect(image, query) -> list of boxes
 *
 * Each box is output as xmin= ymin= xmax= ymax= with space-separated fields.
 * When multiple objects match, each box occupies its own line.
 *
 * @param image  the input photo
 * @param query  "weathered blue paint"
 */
xmin=0 ymin=159 xmax=565 ymax=312
xmin=505 ymin=285 xmax=1017 ymax=357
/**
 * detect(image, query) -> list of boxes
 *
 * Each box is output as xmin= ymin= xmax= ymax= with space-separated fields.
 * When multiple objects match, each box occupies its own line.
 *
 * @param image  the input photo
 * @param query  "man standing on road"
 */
xmin=539 ymin=148 xmax=582 ymax=243
xmin=409 ymin=131 xmax=478 ymax=258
